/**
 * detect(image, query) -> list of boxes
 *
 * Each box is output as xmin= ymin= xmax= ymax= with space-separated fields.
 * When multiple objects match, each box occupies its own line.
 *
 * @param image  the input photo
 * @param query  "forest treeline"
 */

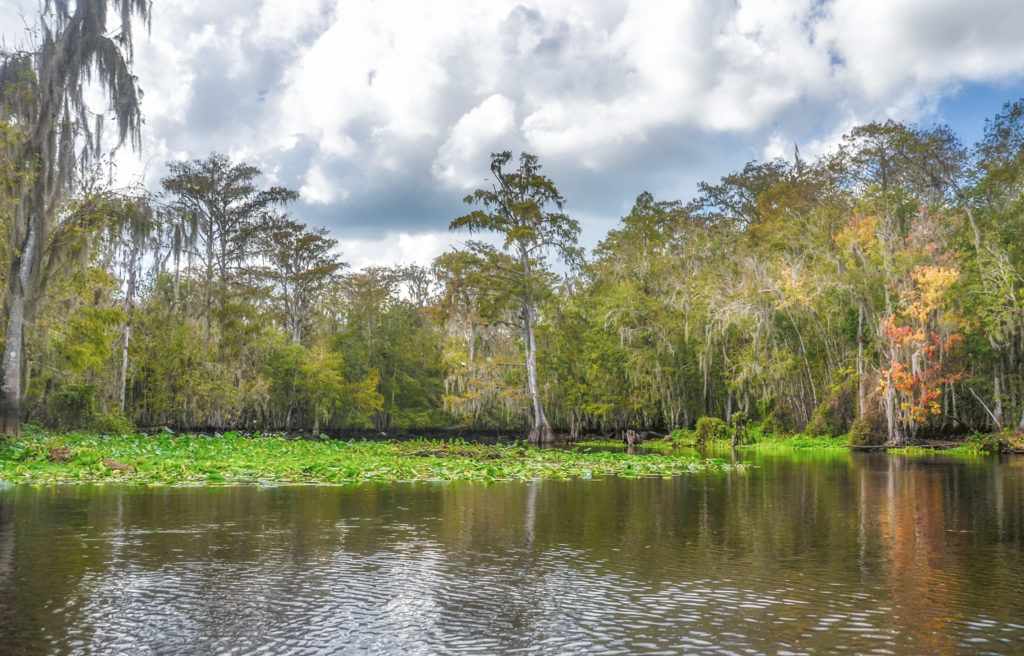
xmin=3 ymin=4 xmax=1024 ymax=446
xmin=3 ymin=105 xmax=1024 ymax=446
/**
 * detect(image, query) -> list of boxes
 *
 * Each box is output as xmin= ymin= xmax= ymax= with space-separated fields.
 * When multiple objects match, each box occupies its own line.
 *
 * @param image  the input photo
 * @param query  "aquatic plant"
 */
xmin=0 ymin=431 xmax=749 ymax=486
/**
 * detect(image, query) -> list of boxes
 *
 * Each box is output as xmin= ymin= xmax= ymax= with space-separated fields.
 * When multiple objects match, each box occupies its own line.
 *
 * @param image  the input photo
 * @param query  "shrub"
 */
xmin=805 ymin=373 xmax=857 ymax=437
xmin=48 ymin=383 xmax=99 ymax=432
xmin=93 ymin=413 xmax=136 ymax=436
xmin=966 ymin=434 xmax=1000 ymax=455
xmin=731 ymin=411 xmax=748 ymax=445
xmin=849 ymin=407 xmax=887 ymax=446
xmin=1000 ymin=429 xmax=1024 ymax=452
xmin=694 ymin=417 xmax=729 ymax=445
xmin=43 ymin=383 xmax=135 ymax=435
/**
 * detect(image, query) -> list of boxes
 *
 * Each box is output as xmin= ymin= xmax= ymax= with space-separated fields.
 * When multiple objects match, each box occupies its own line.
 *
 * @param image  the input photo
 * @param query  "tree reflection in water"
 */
xmin=0 ymin=452 xmax=1022 ymax=654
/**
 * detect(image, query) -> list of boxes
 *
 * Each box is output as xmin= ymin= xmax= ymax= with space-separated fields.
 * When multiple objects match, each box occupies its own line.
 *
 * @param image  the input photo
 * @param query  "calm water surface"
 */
xmin=1 ymin=450 xmax=1023 ymax=655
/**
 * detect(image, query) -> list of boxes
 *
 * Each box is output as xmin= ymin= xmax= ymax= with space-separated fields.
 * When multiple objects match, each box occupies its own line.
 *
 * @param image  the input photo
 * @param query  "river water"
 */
xmin=1 ymin=449 xmax=1023 ymax=655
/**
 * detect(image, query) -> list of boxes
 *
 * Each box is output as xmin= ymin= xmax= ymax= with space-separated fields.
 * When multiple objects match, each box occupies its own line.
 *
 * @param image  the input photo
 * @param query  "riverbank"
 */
xmin=0 ymin=429 xmax=748 ymax=486
xmin=576 ymin=429 xmax=1012 ymax=455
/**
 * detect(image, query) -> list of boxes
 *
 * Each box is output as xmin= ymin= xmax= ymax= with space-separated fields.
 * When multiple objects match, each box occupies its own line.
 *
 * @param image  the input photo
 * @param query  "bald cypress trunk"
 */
xmin=519 ymin=249 xmax=552 ymax=444
xmin=0 ymin=296 xmax=26 ymax=436
xmin=524 ymin=303 xmax=552 ymax=444
xmin=119 ymin=251 xmax=138 ymax=415
xmin=1 ymin=223 xmax=38 ymax=437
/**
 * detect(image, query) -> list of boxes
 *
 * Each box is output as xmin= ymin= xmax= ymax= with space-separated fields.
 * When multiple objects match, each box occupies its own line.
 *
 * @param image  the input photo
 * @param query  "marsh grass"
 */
xmin=0 ymin=429 xmax=749 ymax=486
xmin=573 ymin=439 xmax=685 ymax=453
xmin=889 ymin=435 xmax=1000 ymax=457
xmin=576 ymin=429 xmax=850 ymax=452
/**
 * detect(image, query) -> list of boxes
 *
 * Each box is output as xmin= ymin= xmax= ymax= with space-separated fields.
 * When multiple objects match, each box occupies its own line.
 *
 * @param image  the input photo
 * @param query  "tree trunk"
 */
xmin=524 ymin=303 xmax=552 ymax=444
xmin=884 ymin=343 xmax=901 ymax=445
xmin=1 ymin=225 xmax=38 ymax=438
xmin=786 ymin=307 xmax=818 ymax=411
xmin=119 ymin=256 xmax=137 ymax=414
xmin=204 ymin=237 xmax=214 ymax=353
xmin=119 ymin=319 xmax=131 ymax=415
xmin=0 ymin=294 xmax=25 ymax=437
xmin=291 ymin=294 xmax=302 ymax=344
xmin=857 ymin=302 xmax=867 ymax=419
xmin=993 ymin=365 xmax=1004 ymax=430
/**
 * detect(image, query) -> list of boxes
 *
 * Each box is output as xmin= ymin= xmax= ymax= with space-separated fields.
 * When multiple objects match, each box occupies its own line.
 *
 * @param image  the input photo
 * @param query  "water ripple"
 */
xmin=1 ymin=459 xmax=1023 ymax=655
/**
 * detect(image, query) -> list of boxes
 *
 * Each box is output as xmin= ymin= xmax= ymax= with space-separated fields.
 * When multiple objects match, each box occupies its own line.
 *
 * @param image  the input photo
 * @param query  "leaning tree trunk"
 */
xmin=524 ymin=303 xmax=553 ymax=444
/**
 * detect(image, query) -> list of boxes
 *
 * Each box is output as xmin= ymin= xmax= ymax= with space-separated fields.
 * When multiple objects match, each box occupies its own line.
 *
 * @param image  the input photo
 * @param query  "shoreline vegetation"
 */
xmin=576 ymin=435 xmax=1006 ymax=456
xmin=578 ymin=419 xmax=1019 ymax=456
xmin=3 ymin=2 xmax=1024 ymax=457
xmin=0 ymin=428 xmax=749 ymax=487
xmin=0 ymin=423 xmax=1016 ymax=487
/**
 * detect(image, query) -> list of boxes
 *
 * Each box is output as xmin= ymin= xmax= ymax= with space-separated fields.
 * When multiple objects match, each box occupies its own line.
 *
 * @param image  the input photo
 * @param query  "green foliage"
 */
xmin=731 ymin=411 xmax=749 ymax=444
xmin=848 ymin=418 xmax=874 ymax=447
xmin=805 ymin=373 xmax=857 ymax=437
xmin=0 ymin=431 xmax=750 ymax=485
xmin=42 ymin=384 xmax=134 ymax=435
xmin=48 ymin=383 xmax=99 ymax=433
xmin=782 ymin=434 xmax=850 ymax=449
xmin=92 ymin=413 xmax=136 ymax=437
xmin=8 ymin=94 xmax=1024 ymax=447
xmin=849 ymin=406 xmax=888 ymax=446
xmin=694 ymin=417 xmax=730 ymax=445
xmin=890 ymin=436 xmax=998 ymax=457
xmin=1000 ymin=429 xmax=1024 ymax=452
xmin=963 ymin=434 xmax=1000 ymax=455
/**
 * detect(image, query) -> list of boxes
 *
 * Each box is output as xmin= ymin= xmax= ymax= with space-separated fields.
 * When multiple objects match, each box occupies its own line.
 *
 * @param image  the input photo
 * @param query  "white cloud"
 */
xmin=338 ymin=231 xmax=453 ymax=270
xmin=6 ymin=0 xmax=1024 ymax=267
xmin=762 ymin=132 xmax=789 ymax=162
xmin=300 ymin=164 xmax=344 ymax=204
xmin=433 ymin=94 xmax=517 ymax=188
xmin=256 ymin=0 xmax=326 ymax=43
xmin=817 ymin=0 xmax=1024 ymax=104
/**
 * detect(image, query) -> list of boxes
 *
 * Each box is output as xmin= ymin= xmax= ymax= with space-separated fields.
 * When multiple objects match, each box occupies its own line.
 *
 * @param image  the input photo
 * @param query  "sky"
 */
xmin=3 ymin=0 xmax=1024 ymax=269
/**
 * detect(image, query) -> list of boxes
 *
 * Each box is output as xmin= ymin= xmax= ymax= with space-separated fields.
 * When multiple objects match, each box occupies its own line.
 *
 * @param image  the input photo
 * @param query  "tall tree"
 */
xmin=450 ymin=151 xmax=580 ymax=443
xmin=259 ymin=218 xmax=345 ymax=345
xmin=161 ymin=153 xmax=298 ymax=350
xmin=106 ymin=196 xmax=158 ymax=414
xmin=966 ymin=99 xmax=1024 ymax=431
xmin=0 ymin=0 xmax=150 ymax=437
xmin=434 ymin=249 xmax=524 ymax=427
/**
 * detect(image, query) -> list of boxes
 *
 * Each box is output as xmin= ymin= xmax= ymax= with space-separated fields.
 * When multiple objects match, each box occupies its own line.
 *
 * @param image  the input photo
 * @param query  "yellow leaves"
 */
xmin=835 ymin=214 xmax=879 ymax=256
xmin=903 ymin=265 xmax=959 ymax=321
xmin=776 ymin=262 xmax=814 ymax=310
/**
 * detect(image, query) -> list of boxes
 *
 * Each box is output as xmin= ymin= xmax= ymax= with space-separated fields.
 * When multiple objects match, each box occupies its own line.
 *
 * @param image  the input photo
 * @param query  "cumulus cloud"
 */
xmin=4 ymin=0 xmax=1024 ymax=260
xmin=433 ymin=94 xmax=517 ymax=188
xmin=338 ymin=231 xmax=451 ymax=270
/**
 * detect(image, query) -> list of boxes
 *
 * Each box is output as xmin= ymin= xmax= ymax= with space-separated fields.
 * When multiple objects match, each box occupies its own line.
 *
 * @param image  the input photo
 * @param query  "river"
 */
xmin=1 ymin=449 xmax=1023 ymax=654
